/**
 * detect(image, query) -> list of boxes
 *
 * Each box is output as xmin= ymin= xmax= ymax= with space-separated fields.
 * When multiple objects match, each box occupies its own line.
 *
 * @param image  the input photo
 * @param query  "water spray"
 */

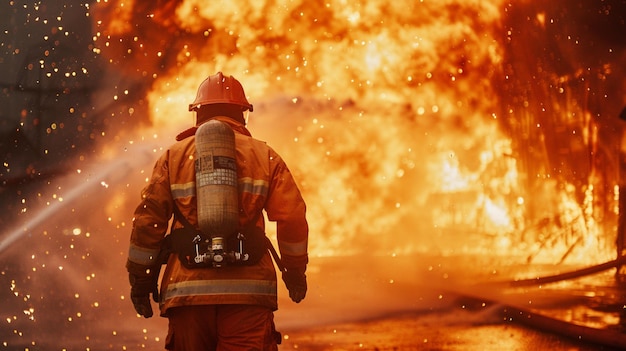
xmin=0 ymin=145 xmax=156 ymax=255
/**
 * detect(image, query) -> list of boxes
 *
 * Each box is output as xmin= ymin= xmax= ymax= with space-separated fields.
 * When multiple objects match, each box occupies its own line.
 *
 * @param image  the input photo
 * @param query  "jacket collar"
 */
xmin=175 ymin=116 xmax=252 ymax=141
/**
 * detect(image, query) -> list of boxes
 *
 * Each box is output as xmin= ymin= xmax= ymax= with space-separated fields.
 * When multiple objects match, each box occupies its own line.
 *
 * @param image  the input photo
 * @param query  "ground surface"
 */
xmin=280 ymin=311 xmax=612 ymax=351
xmin=2 ymin=253 xmax=625 ymax=350
xmin=274 ymin=255 xmax=625 ymax=351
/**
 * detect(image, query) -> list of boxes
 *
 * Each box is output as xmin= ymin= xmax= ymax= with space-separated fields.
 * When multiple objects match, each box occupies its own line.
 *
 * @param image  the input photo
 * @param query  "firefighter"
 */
xmin=126 ymin=72 xmax=309 ymax=350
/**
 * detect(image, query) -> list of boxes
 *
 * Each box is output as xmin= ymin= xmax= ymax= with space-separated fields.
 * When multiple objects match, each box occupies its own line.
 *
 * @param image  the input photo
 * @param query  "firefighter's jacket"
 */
xmin=127 ymin=117 xmax=308 ymax=316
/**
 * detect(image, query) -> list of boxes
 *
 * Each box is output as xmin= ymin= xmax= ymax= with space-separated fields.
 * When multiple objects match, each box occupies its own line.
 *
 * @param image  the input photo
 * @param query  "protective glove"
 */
xmin=128 ymin=264 xmax=160 ymax=318
xmin=282 ymin=268 xmax=307 ymax=303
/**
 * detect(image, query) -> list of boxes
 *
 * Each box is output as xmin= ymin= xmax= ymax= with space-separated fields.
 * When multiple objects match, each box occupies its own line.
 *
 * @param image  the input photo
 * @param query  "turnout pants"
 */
xmin=165 ymin=305 xmax=279 ymax=351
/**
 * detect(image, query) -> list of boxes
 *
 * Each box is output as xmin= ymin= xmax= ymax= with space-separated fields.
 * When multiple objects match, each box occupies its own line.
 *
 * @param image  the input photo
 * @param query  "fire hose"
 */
xmin=455 ymin=255 xmax=626 ymax=349
xmin=506 ymin=254 xmax=626 ymax=288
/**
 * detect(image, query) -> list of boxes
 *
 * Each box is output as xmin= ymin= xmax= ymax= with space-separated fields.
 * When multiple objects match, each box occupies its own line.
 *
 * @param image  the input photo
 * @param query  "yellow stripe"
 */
xmin=128 ymin=244 xmax=161 ymax=266
xmin=171 ymin=182 xmax=195 ymax=199
xmin=172 ymin=179 xmax=267 ymax=198
xmin=239 ymin=177 xmax=269 ymax=196
xmin=279 ymin=240 xmax=308 ymax=256
xmin=163 ymin=279 xmax=277 ymax=300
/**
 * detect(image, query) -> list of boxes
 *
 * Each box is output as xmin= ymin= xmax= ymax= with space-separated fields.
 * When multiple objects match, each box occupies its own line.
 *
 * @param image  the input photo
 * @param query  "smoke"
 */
xmin=0 ymin=139 xmax=166 ymax=349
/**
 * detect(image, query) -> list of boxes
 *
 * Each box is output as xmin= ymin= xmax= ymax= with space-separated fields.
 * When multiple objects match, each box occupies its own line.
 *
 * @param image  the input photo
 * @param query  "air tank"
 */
xmin=195 ymin=120 xmax=239 ymax=240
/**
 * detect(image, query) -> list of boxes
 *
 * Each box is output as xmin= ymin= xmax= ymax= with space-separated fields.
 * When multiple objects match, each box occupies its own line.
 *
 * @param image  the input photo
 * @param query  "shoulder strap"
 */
xmin=171 ymin=202 xmax=197 ymax=231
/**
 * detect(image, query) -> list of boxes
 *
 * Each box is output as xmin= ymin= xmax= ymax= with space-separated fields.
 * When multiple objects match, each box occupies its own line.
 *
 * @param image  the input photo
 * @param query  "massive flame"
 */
xmin=91 ymin=0 xmax=543 ymax=259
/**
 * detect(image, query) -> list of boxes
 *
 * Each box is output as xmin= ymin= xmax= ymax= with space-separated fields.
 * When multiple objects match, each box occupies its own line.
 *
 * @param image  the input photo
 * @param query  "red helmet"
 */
xmin=188 ymin=72 xmax=253 ymax=112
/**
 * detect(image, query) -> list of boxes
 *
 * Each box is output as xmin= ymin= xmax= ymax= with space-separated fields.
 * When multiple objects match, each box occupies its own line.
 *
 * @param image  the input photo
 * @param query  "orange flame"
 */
xmin=91 ymin=0 xmax=608 ymax=262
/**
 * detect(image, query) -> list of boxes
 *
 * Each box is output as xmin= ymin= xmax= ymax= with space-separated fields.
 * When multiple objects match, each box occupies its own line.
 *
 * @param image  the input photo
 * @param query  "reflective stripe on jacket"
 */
xmin=127 ymin=117 xmax=308 ymax=315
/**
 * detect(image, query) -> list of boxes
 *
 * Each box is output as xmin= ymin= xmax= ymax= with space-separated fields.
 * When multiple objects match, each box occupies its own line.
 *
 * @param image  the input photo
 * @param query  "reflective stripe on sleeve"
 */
xmin=171 ymin=182 xmax=195 ymax=199
xmin=278 ymin=239 xmax=308 ymax=256
xmin=163 ymin=279 xmax=277 ymax=301
xmin=128 ymin=243 xmax=161 ymax=266
xmin=239 ymin=177 xmax=269 ymax=196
